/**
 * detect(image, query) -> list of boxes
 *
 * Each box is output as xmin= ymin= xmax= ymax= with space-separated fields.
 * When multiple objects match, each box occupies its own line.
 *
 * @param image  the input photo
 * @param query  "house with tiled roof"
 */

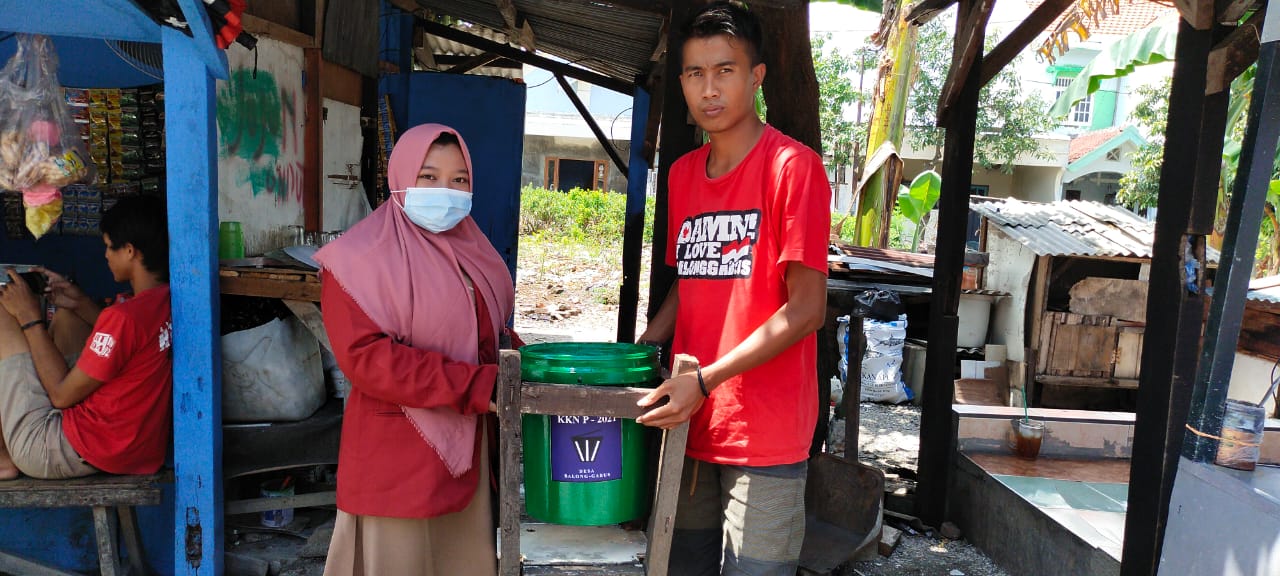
xmin=1028 ymin=0 xmax=1177 ymax=137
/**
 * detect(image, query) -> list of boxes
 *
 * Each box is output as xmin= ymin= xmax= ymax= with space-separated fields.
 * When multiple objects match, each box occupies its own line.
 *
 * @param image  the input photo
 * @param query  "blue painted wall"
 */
xmin=379 ymin=72 xmax=527 ymax=281
xmin=0 ymin=34 xmax=163 ymax=88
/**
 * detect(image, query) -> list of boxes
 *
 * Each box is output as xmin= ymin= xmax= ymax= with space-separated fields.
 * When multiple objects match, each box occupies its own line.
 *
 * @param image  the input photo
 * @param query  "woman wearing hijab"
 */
xmin=316 ymin=124 xmax=514 ymax=576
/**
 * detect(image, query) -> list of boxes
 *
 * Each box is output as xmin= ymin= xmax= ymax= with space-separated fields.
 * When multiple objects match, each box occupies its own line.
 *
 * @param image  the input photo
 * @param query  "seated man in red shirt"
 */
xmin=0 ymin=196 xmax=172 ymax=479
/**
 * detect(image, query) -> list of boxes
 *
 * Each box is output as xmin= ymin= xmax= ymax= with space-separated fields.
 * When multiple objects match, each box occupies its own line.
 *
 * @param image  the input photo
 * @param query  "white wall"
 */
xmin=1229 ymin=353 xmax=1277 ymax=416
xmin=216 ymin=38 xmax=307 ymax=255
xmin=1014 ymin=165 xmax=1063 ymax=203
xmin=321 ymin=99 xmax=369 ymax=231
xmin=984 ymin=228 xmax=1039 ymax=363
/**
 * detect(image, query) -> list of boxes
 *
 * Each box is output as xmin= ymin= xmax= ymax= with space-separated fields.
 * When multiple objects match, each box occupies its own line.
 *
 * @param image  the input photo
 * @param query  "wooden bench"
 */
xmin=0 ymin=473 xmax=163 ymax=576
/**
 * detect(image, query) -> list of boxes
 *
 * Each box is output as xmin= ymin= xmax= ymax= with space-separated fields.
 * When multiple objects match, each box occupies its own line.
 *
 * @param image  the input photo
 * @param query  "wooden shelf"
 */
xmin=220 ymin=266 xmax=320 ymax=301
xmin=1036 ymin=375 xmax=1141 ymax=389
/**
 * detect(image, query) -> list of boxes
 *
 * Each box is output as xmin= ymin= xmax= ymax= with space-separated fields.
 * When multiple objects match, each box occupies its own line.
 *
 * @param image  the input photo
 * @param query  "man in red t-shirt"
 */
xmin=635 ymin=2 xmax=831 ymax=574
xmin=0 ymin=197 xmax=171 ymax=479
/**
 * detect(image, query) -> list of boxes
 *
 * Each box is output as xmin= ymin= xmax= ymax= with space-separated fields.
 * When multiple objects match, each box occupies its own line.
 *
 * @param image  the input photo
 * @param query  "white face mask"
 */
xmin=396 ymin=187 xmax=473 ymax=233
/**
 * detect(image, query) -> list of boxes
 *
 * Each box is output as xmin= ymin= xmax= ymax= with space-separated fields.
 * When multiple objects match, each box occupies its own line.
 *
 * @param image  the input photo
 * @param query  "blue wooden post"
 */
xmin=162 ymin=27 xmax=223 ymax=576
xmin=616 ymin=86 xmax=650 ymax=343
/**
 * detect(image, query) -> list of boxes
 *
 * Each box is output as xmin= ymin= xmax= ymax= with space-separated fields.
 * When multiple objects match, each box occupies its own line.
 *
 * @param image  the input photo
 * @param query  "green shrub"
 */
xmin=519 ymin=185 xmax=655 ymax=246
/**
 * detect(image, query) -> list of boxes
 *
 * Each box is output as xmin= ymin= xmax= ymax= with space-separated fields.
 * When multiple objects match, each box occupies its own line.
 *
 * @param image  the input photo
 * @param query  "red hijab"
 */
xmin=315 ymin=124 xmax=514 ymax=476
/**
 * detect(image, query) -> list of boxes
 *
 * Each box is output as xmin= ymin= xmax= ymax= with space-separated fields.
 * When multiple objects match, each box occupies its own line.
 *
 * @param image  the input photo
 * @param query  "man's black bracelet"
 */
xmin=695 ymin=366 xmax=710 ymax=397
xmin=19 ymin=319 xmax=44 ymax=331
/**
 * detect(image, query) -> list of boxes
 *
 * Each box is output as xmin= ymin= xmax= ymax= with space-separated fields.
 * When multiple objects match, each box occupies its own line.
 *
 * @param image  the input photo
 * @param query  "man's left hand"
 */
xmin=636 ymin=372 xmax=704 ymax=430
xmin=0 ymin=269 xmax=42 ymax=325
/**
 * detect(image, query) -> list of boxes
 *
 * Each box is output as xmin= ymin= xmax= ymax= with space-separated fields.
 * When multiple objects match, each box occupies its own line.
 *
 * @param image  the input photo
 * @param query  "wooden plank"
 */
xmin=1238 ymin=307 xmax=1280 ymax=360
xmin=321 ymin=60 xmax=363 ymax=107
xmin=645 ymin=354 xmax=696 ymax=576
xmin=979 ymin=0 xmax=1074 ymax=87
xmin=0 ymin=551 xmax=80 ymax=576
xmin=282 ymin=300 xmax=333 ymax=352
xmin=242 ymin=13 xmax=314 ymax=48
xmin=0 ymin=474 xmax=163 ymax=508
xmin=224 ymin=491 xmax=337 ymax=515
xmin=220 ymin=276 xmax=322 ymax=301
xmin=1038 ymin=375 xmax=1140 ymax=389
xmin=497 ymin=350 xmax=523 ymax=576
xmin=1206 ymin=10 xmax=1263 ymax=95
xmin=118 ymin=505 xmax=150 ymax=576
xmin=521 ymin=383 xmax=655 ymax=420
xmin=93 ymin=506 xmax=122 ymax=576
xmin=1114 ymin=329 xmax=1145 ymax=380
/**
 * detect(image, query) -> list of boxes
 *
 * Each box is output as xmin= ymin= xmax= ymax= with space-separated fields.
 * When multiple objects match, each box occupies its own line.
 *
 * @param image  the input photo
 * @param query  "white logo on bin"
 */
xmin=572 ymin=431 xmax=604 ymax=462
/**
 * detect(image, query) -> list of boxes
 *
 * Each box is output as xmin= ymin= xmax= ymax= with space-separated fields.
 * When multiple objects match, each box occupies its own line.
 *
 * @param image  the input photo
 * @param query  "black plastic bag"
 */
xmin=852 ymin=289 xmax=903 ymax=322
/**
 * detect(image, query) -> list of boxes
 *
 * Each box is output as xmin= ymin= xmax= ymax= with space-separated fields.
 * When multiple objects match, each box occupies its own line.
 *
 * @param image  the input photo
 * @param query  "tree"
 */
xmin=812 ymin=35 xmax=871 ymax=169
xmin=907 ymin=19 xmax=1058 ymax=172
xmin=1117 ymin=78 xmax=1169 ymax=211
xmin=1118 ymin=69 xmax=1280 ymax=276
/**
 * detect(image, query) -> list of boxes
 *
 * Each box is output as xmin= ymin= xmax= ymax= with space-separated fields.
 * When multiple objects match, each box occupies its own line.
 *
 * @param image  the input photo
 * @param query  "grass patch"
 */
xmin=520 ymin=186 xmax=655 ymax=247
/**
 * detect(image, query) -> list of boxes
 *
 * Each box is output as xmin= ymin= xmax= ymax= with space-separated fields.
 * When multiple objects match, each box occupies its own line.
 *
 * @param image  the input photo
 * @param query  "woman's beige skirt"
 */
xmin=323 ymin=434 xmax=495 ymax=576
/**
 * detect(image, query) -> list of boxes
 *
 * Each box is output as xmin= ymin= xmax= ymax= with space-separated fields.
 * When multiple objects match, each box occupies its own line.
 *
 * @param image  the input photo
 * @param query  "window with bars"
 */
xmin=1055 ymin=76 xmax=1092 ymax=126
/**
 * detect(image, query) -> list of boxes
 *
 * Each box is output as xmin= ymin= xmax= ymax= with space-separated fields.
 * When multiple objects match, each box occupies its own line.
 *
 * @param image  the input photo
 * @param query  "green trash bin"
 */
xmin=520 ymin=342 xmax=659 ymax=526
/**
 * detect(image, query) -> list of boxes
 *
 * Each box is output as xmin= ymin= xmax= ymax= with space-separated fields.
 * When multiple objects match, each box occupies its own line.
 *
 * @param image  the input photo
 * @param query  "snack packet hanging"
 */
xmin=0 ymin=35 xmax=94 ymax=238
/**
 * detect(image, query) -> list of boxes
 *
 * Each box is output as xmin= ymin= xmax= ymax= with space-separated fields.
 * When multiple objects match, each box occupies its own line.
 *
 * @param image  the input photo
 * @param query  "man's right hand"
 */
xmin=35 ymin=267 xmax=89 ymax=311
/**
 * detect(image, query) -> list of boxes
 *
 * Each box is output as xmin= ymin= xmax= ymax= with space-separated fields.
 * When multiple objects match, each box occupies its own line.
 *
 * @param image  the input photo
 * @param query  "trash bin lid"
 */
xmin=520 ymin=342 xmax=659 ymax=385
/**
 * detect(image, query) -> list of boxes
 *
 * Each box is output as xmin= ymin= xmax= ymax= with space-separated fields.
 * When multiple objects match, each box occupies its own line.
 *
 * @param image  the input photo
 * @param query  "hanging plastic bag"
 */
xmin=0 ymin=35 xmax=93 ymax=239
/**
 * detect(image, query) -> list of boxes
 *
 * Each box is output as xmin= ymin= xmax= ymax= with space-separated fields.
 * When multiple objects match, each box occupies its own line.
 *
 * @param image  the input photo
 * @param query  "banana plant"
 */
xmin=897 ymin=169 xmax=942 ymax=251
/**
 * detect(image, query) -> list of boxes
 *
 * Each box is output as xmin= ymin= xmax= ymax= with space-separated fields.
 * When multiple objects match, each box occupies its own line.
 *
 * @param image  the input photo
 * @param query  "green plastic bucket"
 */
xmin=521 ymin=342 xmax=659 ymax=526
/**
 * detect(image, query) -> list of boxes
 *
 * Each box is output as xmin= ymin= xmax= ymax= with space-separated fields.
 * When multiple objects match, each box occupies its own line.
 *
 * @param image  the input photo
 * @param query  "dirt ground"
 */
xmin=209 ymin=240 xmax=1010 ymax=576
xmin=513 ymin=240 xmax=1010 ymax=576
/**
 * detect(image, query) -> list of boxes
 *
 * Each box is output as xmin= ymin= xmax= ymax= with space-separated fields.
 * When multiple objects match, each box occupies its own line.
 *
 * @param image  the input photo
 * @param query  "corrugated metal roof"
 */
xmin=413 ymin=0 xmax=665 ymax=87
xmin=973 ymin=198 xmax=1161 ymax=259
xmin=424 ymin=26 xmax=523 ymax=80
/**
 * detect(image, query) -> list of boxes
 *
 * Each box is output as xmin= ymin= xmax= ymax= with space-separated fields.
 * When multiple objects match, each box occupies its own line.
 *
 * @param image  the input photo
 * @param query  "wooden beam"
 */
xmin=1120 ymin=19 xmax=1224 ymax=576
xmin=980 ymin=0 xmax=1075 ymax=87
xmin=555 ymin=73 xmax=630 ymax=177
xmin=906 ymin=0 xmax=959 ymax=25
xmin=917 ymin=0 xmax=991 ymax=529
xmin=304 ymin=47 xmax=323 ymax=232
xmin=496 ymin=350 xmax=522 ymax=576
xmin=386 ymin=0 xmax=419 ymax=13
xmin=595 ymin=0 xmax=671 ymax=13
xmin=162 ymin=25 xmax=224 ymax=575
xmin=432 ymin=54 xmax=521 ymax=69
xmin=495 ymin=0 xmax=536 ymax=50
xmin=242 ymin=13 xmax=314 ymax=48
xmin=1186 ymin=3 xmax=1280 ymax=463
xmin=648 ymin=0 xmax=695 ymax=321
xmin=321 ymin=60 xmax=363 ymax=107
xmin=1217 ymin=0 xmax=1255 ymax=24
xmin=445 ymin=52 xmax=502 ymax=74
xmin=1174 ymin=0 xmax=1215 ymax=30
xmin=416 ymin=17 xmax=633 ymax=94
xmin=938 ymin=0 xmax=996 ymax=127
xmin=1206 ymin=10 xmax=1264 ymax=95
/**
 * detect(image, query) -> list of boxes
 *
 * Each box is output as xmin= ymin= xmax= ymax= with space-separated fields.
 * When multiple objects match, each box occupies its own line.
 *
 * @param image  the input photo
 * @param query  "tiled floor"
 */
xmin=974 ymin=454 xmax=1132 ymax=562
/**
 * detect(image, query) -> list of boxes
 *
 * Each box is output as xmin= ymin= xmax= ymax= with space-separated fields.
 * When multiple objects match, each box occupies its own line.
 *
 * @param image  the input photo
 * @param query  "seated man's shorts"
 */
xmin=0 ymin=353 xmax=98 ymax=479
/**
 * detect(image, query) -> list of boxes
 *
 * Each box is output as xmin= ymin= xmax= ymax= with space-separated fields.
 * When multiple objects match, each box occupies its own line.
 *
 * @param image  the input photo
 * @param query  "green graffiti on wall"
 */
xmin=217 ymin=69 xmax=301 ymax=201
